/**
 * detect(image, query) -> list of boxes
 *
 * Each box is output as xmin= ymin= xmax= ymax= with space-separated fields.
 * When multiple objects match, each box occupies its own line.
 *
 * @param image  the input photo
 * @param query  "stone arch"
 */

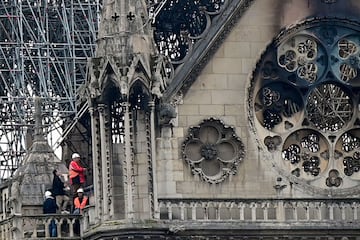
xmin=129 ymin=79 xmax=151 ymax=111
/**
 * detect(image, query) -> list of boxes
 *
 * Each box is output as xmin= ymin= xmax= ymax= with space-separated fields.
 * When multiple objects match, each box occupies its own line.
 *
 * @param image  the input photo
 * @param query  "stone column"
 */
xmin=89 ymin=106 xmax=101 ymax=223
xmin=98 ymin=104 xmax=110 ymax=220
xmin=122 ymin=102 xmax=134 ymax=219
xmin=149 ymin=101 xmax=159 ymax=219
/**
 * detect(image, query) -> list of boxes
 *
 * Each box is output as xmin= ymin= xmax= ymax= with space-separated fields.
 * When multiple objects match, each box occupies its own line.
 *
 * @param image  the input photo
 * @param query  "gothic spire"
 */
xmin=97 ymin=0 xmax=151 ymax=58
xmin=11 ymin=97 xmax=68 ymax=212
xmin=87 ymin=0 xmax=168 ymax=100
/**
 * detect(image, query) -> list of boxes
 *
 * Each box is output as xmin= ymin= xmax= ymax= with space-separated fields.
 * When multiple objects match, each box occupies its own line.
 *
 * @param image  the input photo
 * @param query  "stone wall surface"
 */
xmin=157 ymin=0 xmax=285 ymax=199
xmin=156 ymin=0 xmax=360 ymax=199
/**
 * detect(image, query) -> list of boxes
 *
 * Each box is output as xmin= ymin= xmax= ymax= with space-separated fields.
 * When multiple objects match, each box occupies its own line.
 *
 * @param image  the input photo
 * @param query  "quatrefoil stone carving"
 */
xmin=182 ymin=118 xmax=245 ymax=184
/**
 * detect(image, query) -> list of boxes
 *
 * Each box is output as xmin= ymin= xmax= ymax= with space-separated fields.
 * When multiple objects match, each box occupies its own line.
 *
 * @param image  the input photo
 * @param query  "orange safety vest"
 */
xmin=74 ymin=196 xmax=88 ymax=209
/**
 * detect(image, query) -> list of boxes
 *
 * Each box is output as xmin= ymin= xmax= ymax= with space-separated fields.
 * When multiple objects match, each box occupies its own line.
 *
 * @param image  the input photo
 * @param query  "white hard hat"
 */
xmin=72 ymin=153 xmax=80 ymax=159
xmin=77 ymin=188 xmax=84 ymax=193
xmin=45 ymin=191 xmax=52 ymax=198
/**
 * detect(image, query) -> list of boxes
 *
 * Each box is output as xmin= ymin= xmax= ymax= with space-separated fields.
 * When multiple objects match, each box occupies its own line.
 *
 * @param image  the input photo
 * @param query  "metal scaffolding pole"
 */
xmin=0 ymin=0 xmax=101 ymax=179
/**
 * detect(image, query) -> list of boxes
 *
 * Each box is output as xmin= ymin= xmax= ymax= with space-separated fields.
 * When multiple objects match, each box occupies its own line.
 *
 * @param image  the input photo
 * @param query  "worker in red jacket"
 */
xmin=68 ymin=153 xmax=87 ymax=194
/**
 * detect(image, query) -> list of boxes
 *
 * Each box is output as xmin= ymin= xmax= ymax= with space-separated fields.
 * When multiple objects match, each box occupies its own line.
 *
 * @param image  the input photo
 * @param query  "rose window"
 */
xmin=249 ymin=19 xmax=360 ymax=196
xmin=182 ymin=118 xmax=245 ymax=184
xmin=332 ymin=37 xmax=360 ymax=83
xmin=277 ymin=35 xmax=326 ymax=84
xmin=254 ymin=82 xmax=303 ymax=132
xmin=282 ymin=129 xmax=329 ymax=179
xmin=306 ymin=83 xmax=353 ymax=132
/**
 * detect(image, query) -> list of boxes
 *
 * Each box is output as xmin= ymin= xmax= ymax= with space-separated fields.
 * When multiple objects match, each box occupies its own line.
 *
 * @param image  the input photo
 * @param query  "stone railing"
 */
xmin=158 ymin=198 xmax=360 ymax=224
xmin=0 ymin=214 xmax=82 ymax=239
xmin=82 ymin=205 xmax=96 ymax=230
xmin=2 ymin=198 xmax=360 ymax=238
xmin=0 ymin=217 xmax=11 ymax=240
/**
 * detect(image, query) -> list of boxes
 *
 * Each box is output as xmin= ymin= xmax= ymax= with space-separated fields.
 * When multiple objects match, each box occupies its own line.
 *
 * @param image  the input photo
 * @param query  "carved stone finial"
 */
xmin=158 ymin=103 xmax=177 ymax=125
xmin=9 ymin=180 xmax=21 ymax=214
xmin=34 ymin=97 xmax=44 ymax=141
xmin=151 ymin=54 xmax=170 ymax=99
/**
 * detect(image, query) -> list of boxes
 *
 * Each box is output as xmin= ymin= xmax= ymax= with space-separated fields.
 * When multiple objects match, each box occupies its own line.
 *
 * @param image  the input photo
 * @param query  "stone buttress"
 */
xmin=85 ymin=0 xmax=169 ymax=222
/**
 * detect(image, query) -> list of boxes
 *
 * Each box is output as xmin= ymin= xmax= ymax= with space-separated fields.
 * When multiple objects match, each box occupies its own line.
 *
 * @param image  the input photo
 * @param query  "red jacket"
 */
xmin=69 ymin=160 xmax=86 ymax=184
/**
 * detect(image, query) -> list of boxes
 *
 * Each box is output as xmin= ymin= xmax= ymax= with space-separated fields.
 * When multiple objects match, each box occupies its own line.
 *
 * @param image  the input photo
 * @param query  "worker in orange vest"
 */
xmin=69 ymin=153 xmax=87 ymax=194
xmin=73 ymin=188 xmax=88 ymax=214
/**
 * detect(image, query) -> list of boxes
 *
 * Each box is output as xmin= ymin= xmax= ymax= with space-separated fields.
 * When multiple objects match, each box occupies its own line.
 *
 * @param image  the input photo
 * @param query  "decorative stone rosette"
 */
xmin=182 ymin=118 xmax=245 ymax=184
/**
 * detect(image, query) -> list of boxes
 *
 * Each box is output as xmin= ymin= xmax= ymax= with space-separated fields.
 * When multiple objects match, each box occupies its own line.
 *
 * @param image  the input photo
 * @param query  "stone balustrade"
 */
xmin=0 ymin=214 xmax=82 ymax=239
xmin=158 ymin=198 xmax=360 ymax=224
xmin=2 ymin=198 xmax=360 ymax=238
xmin=0 ymin=218 xmax=11 ymax=240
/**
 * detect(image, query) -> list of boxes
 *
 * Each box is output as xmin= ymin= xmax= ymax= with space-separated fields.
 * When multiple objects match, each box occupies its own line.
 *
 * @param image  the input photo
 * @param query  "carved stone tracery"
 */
xmin=249 ymin=19 xmax=360 ymax=195
xmin=182 ymin=118 xmax=245 ymax=184
xmin=158 ymin=0 xmax=255 ymax=101
xmin=151 ymin=0 xmax=226 ymax=67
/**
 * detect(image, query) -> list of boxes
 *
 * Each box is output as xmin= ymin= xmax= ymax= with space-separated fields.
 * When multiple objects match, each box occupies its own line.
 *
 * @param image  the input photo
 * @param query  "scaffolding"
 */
xmin=0 ymin=0 xmax=101 ymax=179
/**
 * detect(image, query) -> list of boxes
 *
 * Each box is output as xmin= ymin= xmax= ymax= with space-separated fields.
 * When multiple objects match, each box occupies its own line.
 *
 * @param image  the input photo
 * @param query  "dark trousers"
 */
xmin=49 ymin=219 xmax=57 ymax=237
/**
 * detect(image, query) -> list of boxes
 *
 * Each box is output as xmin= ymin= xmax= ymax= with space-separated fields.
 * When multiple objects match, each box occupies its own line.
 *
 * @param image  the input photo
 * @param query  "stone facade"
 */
xmin=3 ymin=0 xmax=360 ymax=239
xmin=81 ymin=0 xmax=360 ymax=238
